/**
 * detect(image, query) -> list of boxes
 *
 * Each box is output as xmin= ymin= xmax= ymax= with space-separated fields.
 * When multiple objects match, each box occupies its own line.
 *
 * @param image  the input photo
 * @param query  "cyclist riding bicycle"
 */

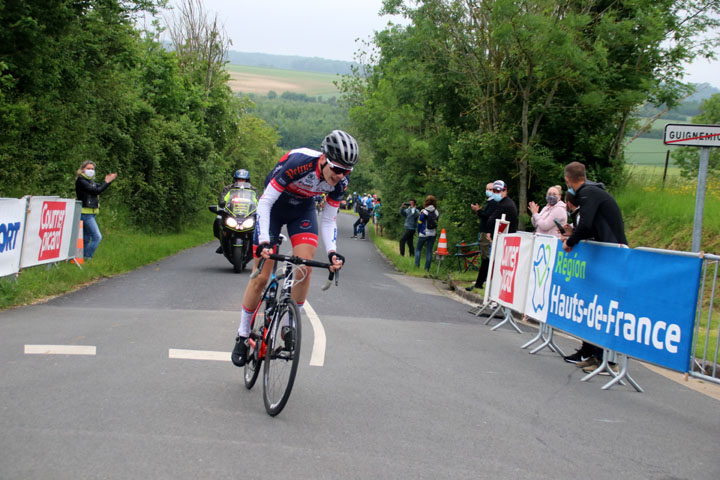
xmin=231 ymin=130 xmax=359 ymax=366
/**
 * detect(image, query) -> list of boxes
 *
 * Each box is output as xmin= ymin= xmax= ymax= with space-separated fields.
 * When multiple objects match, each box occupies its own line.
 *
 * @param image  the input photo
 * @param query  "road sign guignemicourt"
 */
xmin=663 ymin=123 xmax=720 ymax=147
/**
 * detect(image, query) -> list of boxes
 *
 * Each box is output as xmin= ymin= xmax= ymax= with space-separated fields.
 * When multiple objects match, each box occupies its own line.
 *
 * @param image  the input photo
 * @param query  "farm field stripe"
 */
xmin=25 ymin=345 xmax=96 ymax=355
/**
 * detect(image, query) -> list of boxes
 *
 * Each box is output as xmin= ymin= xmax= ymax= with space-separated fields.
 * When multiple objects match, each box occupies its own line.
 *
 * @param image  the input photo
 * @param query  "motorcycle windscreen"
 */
xmin=226 ymin=188 xmax=257 ymax=216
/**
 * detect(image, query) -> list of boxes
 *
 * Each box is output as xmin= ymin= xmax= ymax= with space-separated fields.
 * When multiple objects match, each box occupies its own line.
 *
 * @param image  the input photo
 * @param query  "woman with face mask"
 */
xmin=528 ymin=185 xmax=567 ymax=238
xmin=75 ymin=161 xmax=118 ymax=260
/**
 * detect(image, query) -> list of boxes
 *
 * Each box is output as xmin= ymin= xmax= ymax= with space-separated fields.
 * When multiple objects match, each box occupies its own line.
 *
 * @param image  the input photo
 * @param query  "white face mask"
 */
xmin=85 ymin=169 xmax=95 ymax=178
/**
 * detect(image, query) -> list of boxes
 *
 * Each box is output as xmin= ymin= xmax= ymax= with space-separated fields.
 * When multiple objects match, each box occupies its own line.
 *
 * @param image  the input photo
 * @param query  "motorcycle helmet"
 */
xmin=321 ymin=130 xmax=359 ymax=169
xmin=233 ymin=169 xmax=250 ymax=182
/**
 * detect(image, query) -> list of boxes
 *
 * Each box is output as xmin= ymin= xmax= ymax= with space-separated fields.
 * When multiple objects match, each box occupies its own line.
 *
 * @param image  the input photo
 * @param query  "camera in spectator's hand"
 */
xmin=402 ymin=202 xmax=407 ymax=207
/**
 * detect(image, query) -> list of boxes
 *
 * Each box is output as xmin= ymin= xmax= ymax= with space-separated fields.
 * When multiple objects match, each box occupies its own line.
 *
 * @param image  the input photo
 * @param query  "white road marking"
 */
xmin=168 ymin=349 xmax=230 ymax=362
xmin=24 ymin=345 xmax=96 ymax=355
xmin=304 ymin=301 xmax=326 ymax=367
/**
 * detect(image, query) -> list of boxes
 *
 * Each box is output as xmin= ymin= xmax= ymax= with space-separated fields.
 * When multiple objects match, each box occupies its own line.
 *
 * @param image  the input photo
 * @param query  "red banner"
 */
xmin=37 ymin=201 xmax=67 ymax=261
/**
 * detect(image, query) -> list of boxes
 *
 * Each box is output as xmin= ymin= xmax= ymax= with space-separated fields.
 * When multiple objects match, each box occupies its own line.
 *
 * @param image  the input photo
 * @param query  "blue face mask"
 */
xmin=485 ymin=190 xmax=493 ymax=198
xmin=492 ymin=193 xmax=502 ymax=202
xmin=567 ymin=185 xmax=575 ymax=195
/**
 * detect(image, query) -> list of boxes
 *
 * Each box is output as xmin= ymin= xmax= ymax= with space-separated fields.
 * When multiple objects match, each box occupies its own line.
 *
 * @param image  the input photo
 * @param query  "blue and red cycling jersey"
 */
xmin=264 ymin=148 xmax=348 ymax=205
xmin=256 ymin=148 xmax=349 ymax=253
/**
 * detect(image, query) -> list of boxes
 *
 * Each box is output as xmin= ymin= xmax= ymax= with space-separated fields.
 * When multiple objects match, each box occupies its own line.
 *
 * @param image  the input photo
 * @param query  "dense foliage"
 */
xmin=339 ymin=0 xmax=720 ymax=241
xmin=0 ymin=0 xmax=280 ymax=231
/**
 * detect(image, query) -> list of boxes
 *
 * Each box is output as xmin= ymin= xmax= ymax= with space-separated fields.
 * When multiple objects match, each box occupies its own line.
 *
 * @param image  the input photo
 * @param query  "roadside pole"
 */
xmin=663 ymin=123 xmax=720 ymax=253
xmin=692 ymin=148 xmax=710 ymax=252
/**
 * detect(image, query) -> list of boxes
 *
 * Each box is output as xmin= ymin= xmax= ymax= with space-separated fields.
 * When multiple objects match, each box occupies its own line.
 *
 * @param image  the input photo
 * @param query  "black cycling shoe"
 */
xmin=231 ymin=336 xmax=248 ymax=367
xmin=215 ymin=246 xmax=223 ymax=254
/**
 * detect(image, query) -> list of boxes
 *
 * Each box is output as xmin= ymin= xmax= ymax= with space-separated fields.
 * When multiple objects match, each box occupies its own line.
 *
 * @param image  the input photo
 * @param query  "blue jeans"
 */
xmin=415 ymin=235 xmax=436 ymax=271
xmin=81 ymin=213 xmax=102 ymax=259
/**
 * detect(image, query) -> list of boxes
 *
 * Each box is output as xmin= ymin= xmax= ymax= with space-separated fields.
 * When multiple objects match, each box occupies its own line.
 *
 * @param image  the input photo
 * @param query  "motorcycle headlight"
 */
xmin=225 ymin=217 xmax=238 ymax=228
xmin=241 ymin=217 xmax=255 ymax=230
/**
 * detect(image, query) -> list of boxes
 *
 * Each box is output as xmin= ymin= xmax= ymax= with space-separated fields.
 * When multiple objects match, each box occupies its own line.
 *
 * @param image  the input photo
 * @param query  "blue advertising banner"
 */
xmin=537 ymin=241 xmax=702 ymax=372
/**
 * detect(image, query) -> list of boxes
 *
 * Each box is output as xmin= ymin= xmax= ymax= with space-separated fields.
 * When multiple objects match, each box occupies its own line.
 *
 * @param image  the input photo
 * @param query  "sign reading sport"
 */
xmin=663 ymin=123 xmax=720 ymax=147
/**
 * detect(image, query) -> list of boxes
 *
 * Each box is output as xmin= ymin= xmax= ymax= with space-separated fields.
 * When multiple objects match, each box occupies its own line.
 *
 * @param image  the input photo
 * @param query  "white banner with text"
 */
xmin=20 ymin=197 xmax=79 ymax=268
xmin=0 ymin=198 xmax=29 ymax=277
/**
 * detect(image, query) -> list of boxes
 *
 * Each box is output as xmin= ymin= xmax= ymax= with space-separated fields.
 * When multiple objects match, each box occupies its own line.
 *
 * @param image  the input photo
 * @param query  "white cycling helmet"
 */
xmin=321 ymin=130 xmax=359 ymax=169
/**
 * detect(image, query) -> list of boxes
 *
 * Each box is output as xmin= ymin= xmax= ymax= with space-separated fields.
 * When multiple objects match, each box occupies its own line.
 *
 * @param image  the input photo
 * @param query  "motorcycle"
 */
xmin=209 ymin=186 xmax=258 ymax=273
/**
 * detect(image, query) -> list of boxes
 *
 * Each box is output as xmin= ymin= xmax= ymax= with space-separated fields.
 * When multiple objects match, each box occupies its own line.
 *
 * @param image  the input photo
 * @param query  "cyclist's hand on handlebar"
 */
xmin=328 ymin=251 xmax=345 ymax=272
xmin=255 ymin=241 xmax=273 ymax=259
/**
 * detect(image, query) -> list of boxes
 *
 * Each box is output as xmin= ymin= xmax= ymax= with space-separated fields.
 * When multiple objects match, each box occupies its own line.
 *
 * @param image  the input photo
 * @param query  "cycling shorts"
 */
xmin=253 ymin=196 xmax=318 ymax=254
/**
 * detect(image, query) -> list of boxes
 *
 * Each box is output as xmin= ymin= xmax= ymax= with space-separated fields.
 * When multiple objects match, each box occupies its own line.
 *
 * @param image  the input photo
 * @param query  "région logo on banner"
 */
xmin=499 ymin=236 xmax=521 ymax=304
xmin=38 ymin=201 xmax=66 ymax=261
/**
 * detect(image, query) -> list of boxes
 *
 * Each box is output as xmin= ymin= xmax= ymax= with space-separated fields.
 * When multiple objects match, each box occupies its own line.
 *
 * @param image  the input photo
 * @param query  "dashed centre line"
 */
xmin=168 ymin=349 xmax=230 ymax=362
xmin=24 ymin=345 xmax=96 ymax=355
xmin=22 ymin=302 xmax=327 ymax=365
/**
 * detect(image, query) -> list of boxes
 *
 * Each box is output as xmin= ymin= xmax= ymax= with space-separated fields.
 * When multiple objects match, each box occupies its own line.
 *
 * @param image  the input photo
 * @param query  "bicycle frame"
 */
xmin=247 ymin=260 xmax=295 ymax=362
xmin=244 ymin=250 xmax=339 ymax=416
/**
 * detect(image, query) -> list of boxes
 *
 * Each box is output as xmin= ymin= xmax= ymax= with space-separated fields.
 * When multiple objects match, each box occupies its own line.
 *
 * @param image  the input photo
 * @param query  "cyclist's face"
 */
xmin=321 ymin=160 xmax=350 ymax=186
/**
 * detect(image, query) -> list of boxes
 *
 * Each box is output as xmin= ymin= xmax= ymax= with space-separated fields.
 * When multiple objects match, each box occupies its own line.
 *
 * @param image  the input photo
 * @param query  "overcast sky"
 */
xmin=162 ymin=0 xmax=718 ymax=88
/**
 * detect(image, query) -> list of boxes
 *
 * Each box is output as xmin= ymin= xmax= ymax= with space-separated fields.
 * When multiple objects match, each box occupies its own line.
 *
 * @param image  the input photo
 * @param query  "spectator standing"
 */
xmin=484 ymin=180 xmax=518 ymax=242
xmin=466 ymin=183 xmax=498 ymax=291
xmin=353 ymin=201 xmax=372 ymax=239
xmin=399 ymin=199 xmax=419 ymax=256
xmin=75 ymin=160 xmax=117 ymax=260
xmin=365 ymin=194 xmax=374 ymax=211
xmin=414 ymin=195 xmax=439 ymax=272
xmin=468 ymin=179 xmax=518 ymax=288
xmin=561 ymin=161 xmax=627 ymax=372
xmin=373 ymin=198 xmax=383 ymax=236
xmin=528 ymin=185 xmax=567 ymax=238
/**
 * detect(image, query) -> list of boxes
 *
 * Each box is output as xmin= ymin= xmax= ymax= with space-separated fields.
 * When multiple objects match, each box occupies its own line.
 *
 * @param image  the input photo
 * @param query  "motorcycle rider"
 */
xmin=215 ymin=169 xmax=257 ymax=254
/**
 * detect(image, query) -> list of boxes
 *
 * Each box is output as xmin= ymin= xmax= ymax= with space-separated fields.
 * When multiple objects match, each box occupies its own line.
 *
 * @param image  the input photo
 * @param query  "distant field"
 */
xmin=624 ymin=137 xmax=679 ymax=165
xmin=225 ymin=64 xmax=341 ymax=96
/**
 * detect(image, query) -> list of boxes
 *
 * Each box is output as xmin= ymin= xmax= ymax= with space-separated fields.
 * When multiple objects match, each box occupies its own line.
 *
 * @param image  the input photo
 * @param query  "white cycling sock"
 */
xmin=237 ymin=305 xmax=254 ymax=338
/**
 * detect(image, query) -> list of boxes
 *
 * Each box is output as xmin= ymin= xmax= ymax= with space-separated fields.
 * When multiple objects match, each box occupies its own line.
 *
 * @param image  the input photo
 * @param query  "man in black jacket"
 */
xmin=563 ymin=162 xmax=627 ymax=252
xmin=561 ymin=162 xmax=627 ymax=368
xmin=466 ymin=182 xmax=497 ymax=291
xmin=467 ymin=180 xmax=518 ymax=291
xmin=484 ymin=180 xmax=519 ymax=239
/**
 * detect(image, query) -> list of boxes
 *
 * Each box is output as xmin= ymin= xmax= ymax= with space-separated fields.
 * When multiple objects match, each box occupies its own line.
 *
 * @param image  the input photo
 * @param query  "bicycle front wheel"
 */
xmin=262 ymin=299 xmax=302 ymax=416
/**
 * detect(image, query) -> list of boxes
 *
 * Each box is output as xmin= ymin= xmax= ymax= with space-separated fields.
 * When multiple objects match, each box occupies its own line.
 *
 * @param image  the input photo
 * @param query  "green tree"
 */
xmin=0 ymin=0 xmax=280 ymax=232
xmin=340 ymin=0 xmax=720 ymax=239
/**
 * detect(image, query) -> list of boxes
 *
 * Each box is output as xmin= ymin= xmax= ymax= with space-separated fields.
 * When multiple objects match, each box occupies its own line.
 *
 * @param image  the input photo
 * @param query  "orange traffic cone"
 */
xmin=435 ymin=228 xmax=449 ymax=256
xmin=72 ymin=220 xmax=84 ymax=265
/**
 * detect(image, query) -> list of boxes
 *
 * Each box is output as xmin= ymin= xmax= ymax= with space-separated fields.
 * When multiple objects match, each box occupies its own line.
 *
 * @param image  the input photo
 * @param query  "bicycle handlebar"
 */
xmin=249 ymin=253 xmax=339 ymax=291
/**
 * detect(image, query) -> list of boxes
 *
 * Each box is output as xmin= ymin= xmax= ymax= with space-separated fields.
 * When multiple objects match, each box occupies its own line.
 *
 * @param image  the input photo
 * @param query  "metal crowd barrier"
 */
xmin=690 ymin=252 xmax=719 ymax=384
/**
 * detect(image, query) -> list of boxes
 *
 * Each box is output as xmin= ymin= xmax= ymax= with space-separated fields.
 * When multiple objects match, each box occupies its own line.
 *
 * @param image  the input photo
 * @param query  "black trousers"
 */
xmin=473 ymin=256 xmax=490 ymax=288
xmin=399 ymin=229 xmax=415 ymax=256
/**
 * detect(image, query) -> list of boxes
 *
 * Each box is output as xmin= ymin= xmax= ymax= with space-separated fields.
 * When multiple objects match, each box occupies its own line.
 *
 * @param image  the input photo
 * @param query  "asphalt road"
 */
xmin=1 ymin=212 xmax=718 ymax=479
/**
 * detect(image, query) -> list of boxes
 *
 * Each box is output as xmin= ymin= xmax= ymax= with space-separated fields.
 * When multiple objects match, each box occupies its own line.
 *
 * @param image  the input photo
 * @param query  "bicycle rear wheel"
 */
xmin=262 ymin=299 xmax=301 ymax=416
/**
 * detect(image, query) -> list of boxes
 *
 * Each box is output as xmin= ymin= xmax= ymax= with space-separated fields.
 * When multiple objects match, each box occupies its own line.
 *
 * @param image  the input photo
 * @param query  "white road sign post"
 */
xmin=664 ymin=123 xmax=720 ymax=252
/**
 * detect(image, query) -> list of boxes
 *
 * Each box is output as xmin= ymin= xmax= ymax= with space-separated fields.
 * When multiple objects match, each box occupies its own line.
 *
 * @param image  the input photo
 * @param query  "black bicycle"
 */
xmin=245 ymin=248 xmax=338 ymax=416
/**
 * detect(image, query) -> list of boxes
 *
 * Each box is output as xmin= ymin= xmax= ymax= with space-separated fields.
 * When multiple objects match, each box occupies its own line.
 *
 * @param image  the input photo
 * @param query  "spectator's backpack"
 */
xmin=425 ymin=209 xmax=438 ymax=230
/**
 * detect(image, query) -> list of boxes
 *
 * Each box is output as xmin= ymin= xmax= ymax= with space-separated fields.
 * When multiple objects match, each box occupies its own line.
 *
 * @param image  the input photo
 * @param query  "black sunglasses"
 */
xmin=325 ymin=158 xmax=352 ymax=175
